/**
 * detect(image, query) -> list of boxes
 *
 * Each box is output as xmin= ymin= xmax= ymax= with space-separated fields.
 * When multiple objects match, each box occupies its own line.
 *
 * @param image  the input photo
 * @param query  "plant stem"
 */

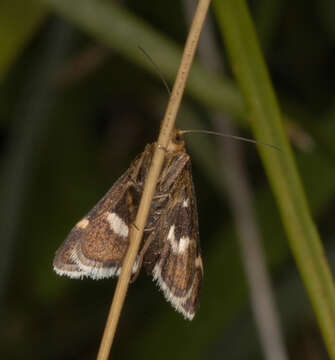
xmin=214 ymin=0 xmax=335 ymax=357
xmin=96 ymin=1 xmax=212 ymax=359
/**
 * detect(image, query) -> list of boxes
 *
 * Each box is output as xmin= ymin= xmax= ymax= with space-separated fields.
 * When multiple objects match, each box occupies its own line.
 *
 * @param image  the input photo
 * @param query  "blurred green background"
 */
xmin=1 ymin=0 xmax=335 ymax=359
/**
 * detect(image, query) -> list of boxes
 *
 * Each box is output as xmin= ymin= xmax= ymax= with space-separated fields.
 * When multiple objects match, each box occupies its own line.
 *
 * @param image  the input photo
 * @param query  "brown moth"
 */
xmin=53 ymin=130 xmax=203 ymax=320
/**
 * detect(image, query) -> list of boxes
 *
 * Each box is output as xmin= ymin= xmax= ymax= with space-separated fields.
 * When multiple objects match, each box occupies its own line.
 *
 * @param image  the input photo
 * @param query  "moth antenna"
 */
xmin=180 ymin=129 xmax=281 ymax=151
xmin=137 ymin=47 xmax=278 ymax=152
xmin=138 ymin=46 xmax=171 ymax=95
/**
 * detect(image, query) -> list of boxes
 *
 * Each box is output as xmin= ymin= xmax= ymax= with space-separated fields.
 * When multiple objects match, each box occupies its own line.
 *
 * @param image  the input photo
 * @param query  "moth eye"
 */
xmin=173 ymin=131 xmax=184 ymax=146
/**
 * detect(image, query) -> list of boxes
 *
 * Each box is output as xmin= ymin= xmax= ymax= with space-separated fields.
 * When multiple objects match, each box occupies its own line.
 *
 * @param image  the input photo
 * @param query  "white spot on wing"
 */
xmin=76 ymin=218 xmax=89 ymax=229
xmin=167 ymin=225 xmax=190 ymax=254
xmin=167 ymin=225 xmax=178 ymax=253
xmin=178 ymin=237 xmax=190 ymax=253
xmin=195 ymin=255 xmax=203 ymax=273
xmin=106 ymin=212 xmax=129 ymax=238
xmin=167 ymin=225 xmax=175 ymax=241
xmin=182 ymin=199 xmax=189 ymax=208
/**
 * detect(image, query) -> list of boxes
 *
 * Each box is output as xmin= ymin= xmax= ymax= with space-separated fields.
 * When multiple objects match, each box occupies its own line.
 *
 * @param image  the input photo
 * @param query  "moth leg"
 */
xmin=153 ymin=193 xmax=170 ymax=200
xmin=144 ymin=226 xmax=154 ymax=232
xmin=133 ymin=224 xmax=154 ymax=232
xmin=130 ymin=234 xmax=155 ymax=283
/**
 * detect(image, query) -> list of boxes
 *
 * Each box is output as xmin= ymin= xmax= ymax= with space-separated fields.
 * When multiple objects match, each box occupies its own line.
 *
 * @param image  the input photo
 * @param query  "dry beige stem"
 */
xmin=96 ymin=1 xmax=212 ymax=359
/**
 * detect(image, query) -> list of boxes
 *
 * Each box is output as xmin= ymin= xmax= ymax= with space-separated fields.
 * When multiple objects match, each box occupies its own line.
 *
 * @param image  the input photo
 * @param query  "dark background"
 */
xmin=1 ymin=0 xmax=335 ymax=359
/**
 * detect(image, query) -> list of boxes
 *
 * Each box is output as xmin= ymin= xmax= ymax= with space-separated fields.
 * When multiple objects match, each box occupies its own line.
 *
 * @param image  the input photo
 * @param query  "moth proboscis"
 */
xmin=53 ymin=129 xmax=203 ymax=320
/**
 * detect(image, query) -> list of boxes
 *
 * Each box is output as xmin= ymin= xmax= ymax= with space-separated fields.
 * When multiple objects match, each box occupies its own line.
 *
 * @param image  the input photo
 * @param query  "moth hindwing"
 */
xmin=53 ymin=130 xmax=203 ymax=320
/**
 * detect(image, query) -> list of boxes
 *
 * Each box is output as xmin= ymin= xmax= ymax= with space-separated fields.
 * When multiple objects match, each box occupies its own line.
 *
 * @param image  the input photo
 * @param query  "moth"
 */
xmin=53 ymin=130 xmax=203 ymax=320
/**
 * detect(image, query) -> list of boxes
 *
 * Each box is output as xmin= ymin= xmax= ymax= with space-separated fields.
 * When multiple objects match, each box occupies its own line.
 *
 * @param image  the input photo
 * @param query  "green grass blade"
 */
xmin=213 ymin=0 xmax=335 ymax=357
xmin=41 ymin=0 xmax=245 ymax=119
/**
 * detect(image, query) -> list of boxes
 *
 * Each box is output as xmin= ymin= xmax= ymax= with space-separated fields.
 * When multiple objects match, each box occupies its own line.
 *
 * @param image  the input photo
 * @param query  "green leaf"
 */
xmin=213 ymin=0 xmax=335 ymax=357
xmin=41 ymin=0 xmax=245 ymax=120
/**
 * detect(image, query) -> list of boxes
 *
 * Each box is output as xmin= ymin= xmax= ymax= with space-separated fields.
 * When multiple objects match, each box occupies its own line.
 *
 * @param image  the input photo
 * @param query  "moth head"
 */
xmin=167 ymin=129 xmax=185 ymax=152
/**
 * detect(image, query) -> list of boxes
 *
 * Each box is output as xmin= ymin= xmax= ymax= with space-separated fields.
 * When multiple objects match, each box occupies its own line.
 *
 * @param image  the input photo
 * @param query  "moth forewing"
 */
xmin=148 ymin=158 xmax=203 ymax=319
xmin=53 ymin=150 xmax=150 ymax=279
xmin=53 ymin=131 xmax=203 ymax=319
